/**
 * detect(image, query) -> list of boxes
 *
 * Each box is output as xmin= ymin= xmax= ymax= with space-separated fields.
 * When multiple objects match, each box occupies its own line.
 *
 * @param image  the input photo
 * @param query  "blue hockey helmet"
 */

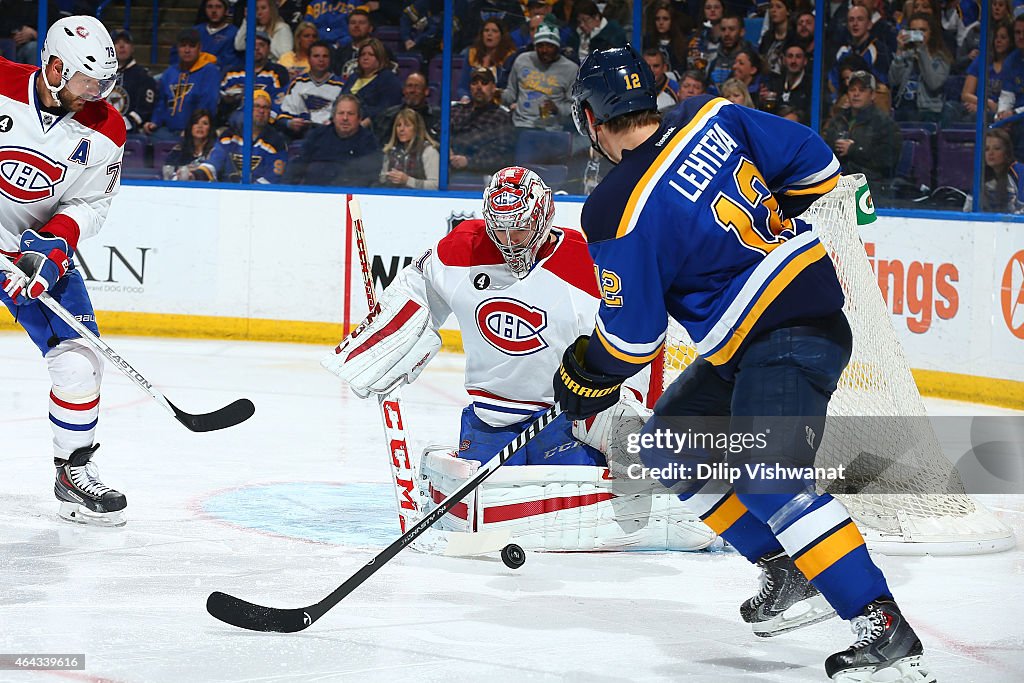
xmin=571 ymin=44 xmax=658 ymax=144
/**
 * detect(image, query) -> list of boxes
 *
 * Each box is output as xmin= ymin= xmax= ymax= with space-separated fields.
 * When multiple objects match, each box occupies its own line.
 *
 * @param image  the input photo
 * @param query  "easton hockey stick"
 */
xmin=0 ymin=253 xmax=255 ymax=432
xmin=206 ymin=404 xmax=559 ymax=632
xmin=348 ymin=197 xmax=419 ymax=532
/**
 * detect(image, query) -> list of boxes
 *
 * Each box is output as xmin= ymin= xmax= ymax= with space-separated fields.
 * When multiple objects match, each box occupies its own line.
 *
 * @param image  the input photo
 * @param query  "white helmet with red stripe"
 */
xmin=482 ymin=166 xmax=555 ymax=279
xmin=40 ymin=16 xmax=119 ymax=103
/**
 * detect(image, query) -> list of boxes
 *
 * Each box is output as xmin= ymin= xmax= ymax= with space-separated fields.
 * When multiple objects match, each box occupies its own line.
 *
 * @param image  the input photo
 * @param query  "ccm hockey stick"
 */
xmin=0 ymin=252 xmax=255 ymax=432
xmin=206 ymin=404 xmax=560 ymax=632
xmin=348 ymin=197 xmax=419 ymax=533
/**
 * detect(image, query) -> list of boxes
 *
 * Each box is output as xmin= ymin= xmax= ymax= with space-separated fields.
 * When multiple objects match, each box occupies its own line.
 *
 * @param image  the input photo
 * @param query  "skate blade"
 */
xmin=831 ymin=656 xmax=936 ymax=683
xmin=58 ymin=501 xmax=127 ymax=528
xmin=753 ymin=594 xmax=837 ymax=637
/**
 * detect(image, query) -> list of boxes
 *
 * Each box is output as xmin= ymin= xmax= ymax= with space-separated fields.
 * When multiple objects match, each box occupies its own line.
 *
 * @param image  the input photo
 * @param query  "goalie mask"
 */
xmin=40 ymin=16 xmax=119 ymax=103
xmin=482 ymin=167 xmax=555 ymax=279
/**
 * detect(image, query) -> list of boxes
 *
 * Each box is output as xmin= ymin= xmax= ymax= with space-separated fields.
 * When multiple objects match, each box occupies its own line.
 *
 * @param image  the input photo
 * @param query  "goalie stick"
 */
xmin=206 ymin=404 xmax=560 ymax=632
xmin=348 ymin=197 xmax=419 ymax=532
xmin=0 ymin=252 xmax=255 ymax=433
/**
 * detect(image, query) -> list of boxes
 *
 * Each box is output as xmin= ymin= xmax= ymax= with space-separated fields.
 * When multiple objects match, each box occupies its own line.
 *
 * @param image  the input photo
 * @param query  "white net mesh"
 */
xmin=658 ymin=176 xmax=1014 ymax=555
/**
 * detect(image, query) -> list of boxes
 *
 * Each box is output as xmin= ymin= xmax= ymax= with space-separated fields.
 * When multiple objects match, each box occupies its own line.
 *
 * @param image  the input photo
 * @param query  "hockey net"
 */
xmin=651 ymin=176 xmax=1014 ymax=556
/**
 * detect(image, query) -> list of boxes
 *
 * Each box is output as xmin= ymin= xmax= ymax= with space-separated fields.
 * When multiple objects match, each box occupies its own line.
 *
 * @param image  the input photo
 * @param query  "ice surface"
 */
xmin=1 ymin=333 xmax=1021 ymax=682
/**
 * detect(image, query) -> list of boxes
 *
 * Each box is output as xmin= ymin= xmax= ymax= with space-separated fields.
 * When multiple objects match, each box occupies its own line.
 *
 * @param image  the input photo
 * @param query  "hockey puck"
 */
xmin=500 ymin=543 xmax=525 ymax=569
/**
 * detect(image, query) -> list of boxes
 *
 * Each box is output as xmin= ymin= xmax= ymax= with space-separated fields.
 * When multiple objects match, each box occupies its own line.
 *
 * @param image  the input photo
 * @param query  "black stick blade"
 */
xmin=206 ymin=591 xmax=314 ymax=633
xmin=170 ymin=398 xmax=255 ymax=432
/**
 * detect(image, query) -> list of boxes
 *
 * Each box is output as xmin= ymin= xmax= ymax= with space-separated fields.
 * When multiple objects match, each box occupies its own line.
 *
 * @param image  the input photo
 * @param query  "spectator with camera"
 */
xmin=889 ymin=12 xmax=951 ymax=123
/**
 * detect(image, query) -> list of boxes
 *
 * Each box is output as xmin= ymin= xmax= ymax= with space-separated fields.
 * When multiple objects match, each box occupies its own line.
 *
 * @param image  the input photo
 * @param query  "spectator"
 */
xmin=450 ymin=67 xmax=517 ymax=179
xmin=956 ymin=0 xmax=1012 ymax=73
xmin=1 ymin=0 xmax=38 ymax=65
xmin=980 ymin=128 xmax=1024 ymax=213
xmin=566 ymin=0 xmax=628 ymax=63
xmin=705 ymin=13 xmax=754 ymax=89
xmin=955 ymin=19 xmax=1012 ymax=122
xmin=729 ymin=46 xmax=766 ymax=107
xmin=220 ymin=31 xmax=291 ymax=122
xmin=643 ymin=1 xmax=692 ymax=76
xmin=278 ymin=21 xmax=319 ymax=81
xmin=688 ymin=0 xmax=725 ymax=73
xmin=192 ymin=90 xmax=288 ymax=183
xmin=677 ymin=69 xmax=708 ymax=101
xmin=889 ymin=12 xmax=951 ymax=123
xmin=277 ymin=0 xmax=305 ymax=29
xmin=379 ymin=108 xmax=440 ymax=190
xmin=109 ymin=29 xmax=157 ymax=135
xmin=501 ymin=24 xmax=578 ymax=132
xmin=339 ymin=37 xmax=403 ymax=128
xmin=460 ymin=18 xmax=518 ymax=100
xmin=333 ymin=9 xmax=376 ymax=78
xmin=643 ymin=47 xmax=681 ymax=112
xmin=998 ymin=18 xmax=1024 ymax=121
xmin=401 ymin=0 xmax=468 ymax=63
xmin=276 ymin=40 xmax=343 ymax=137
xmin=793 ymin=8 xmax=815 ymax=56
xmin=719 ymin=76 xmax=755 ymax=106
xmin=758 ymin=0 xmax=793 ymax=75
xmin=190 ymin=0 xmax=241 ymax=75
xmin=775 ymin=41 xmax=812 ymax=123
xmin=822 ymin=70 xmax=902 ymax=188
xmin=855 ymin=0 xmax=898 ymax=53
xmin=512 ymin=0 xmax=566 ymax=51
xmin=162 ymin=109 xmax=217 ymax=180
xmin=303 ymin=0 xmax=352 ymax=48
xmin=374 ymin=72 xmax=440 ymax=146
xmin=144 ymin=29 xmax=221 ymax=141
xmin=831 ymin=53 xmax=893 ymax=115
xmin=832 ymin=4 xmax=891 ymax=91
xmin=236 ymin=0 xmax=294 ymax=60
xmin=286 ymin=94 xmax=383 ymax=186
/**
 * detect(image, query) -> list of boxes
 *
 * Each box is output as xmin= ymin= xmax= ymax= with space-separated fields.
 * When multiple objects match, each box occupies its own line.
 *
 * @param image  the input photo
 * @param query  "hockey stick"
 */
xmin=348 ymin=197 xmax=419 ymax=533
xmin=206 ymin=404 xmax=559 ymax=632
xmin=0 ymin=252 xmax=255 ymax=432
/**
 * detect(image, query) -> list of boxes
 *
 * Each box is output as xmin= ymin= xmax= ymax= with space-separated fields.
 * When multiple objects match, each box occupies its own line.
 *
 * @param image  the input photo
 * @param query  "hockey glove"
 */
xmin=553 ymin=336 xmax=624 ymax=420
xmin=2 ymin=229 xmax=73 ymax=305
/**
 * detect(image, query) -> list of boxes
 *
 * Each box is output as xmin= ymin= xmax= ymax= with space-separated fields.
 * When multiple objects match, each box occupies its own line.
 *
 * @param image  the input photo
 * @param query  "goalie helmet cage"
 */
xmin=649 ymin=175 xmax=1015 ymax=556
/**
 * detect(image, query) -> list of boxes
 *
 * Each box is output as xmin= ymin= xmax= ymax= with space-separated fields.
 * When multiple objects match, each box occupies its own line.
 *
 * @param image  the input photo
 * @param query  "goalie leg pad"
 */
xmin=321 ymin=292 xmax=441 ymax=396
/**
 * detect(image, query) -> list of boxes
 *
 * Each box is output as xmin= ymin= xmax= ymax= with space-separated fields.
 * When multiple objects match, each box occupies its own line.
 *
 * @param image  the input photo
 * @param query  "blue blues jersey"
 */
xmin=196 ymin=129 xmax=288 ymax=183
xmin=582 ymin=96 xmax=844 ymax=379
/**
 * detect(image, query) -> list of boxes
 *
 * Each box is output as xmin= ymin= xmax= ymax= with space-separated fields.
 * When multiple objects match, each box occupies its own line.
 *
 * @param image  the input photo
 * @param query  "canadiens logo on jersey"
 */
xmin=0 ymin=147 xmax=67 ymax=203
xmin=475 ymin=298 xmax=548 ymax=355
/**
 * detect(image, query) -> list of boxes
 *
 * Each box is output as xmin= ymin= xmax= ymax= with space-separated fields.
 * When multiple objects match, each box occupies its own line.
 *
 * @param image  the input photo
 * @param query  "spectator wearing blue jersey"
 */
xmin=705 ymin=13 xmax=754 ymax=89
xmin=110 ymin=29 xmax=157 ymax=135
xmin=304 ymin=0 xmax=355 ymax=49
xmin=285 ymin=93 xmax=383 ymax=186
xmin=144 ymin=29 xmax=221 ymax=140
xmin=982 ymin=128 xmax=1024 ymax=213
xmin=830 ymin=5 xmax=890 ymax=92
xmin=643 ymin=47 xmax=681 ymax=112
xmin=339 ymin=37 xmax=402 ymax=128
xmin=191 ymin=89 xmax=289 ymax=182
xmin=195 ymin=0 xmax=241 ymax=74
xmin=220 ymin=31 xmax=291 ymax=123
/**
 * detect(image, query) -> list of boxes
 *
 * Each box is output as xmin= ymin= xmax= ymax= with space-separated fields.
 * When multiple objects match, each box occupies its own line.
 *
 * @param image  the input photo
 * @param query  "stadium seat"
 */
xmin=898 ymin=128 xmax=934 ymax=189
xmin=428 ymin=54 xmax=465 ymax=93
xmin=288 ymin=141 xmax=305 ymax=161
xmin=514 ymin=129 xmax=573 ymax=166
xmin=152 ymin=141 xmax=178 ymax=170
xmin=897 ymin=120 xmax=938 ymax=134
xmin=935 ymin=129 xmax=975 ymax=192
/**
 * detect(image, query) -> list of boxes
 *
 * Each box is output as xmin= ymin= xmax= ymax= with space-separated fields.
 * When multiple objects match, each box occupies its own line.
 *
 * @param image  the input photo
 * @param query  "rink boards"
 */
xmin=1 ymin=184 xmax=1022 ymax=407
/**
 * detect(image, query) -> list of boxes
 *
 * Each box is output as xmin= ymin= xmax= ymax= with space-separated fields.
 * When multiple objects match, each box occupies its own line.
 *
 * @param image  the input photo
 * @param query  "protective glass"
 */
xmin=64 ymin=70 xmax=118 ymax=101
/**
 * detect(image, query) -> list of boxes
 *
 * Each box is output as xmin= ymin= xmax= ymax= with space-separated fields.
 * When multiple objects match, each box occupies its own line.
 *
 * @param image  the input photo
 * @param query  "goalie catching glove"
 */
xmin=2 ymin=229 xmax=73 ymax=305
xmin=321 ymin=287 xmax=441 ymax=397
xmin=554 ymin=336 xmax=625 ymax=420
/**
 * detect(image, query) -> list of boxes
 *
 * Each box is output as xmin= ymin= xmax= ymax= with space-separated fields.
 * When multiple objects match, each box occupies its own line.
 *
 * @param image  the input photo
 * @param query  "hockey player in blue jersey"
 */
xmin=553 ymin=46 xmax=934 ymax=683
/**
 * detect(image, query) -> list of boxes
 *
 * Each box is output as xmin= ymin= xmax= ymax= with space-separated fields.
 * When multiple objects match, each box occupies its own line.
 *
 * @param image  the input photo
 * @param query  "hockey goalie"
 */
xmin=323 ymin=167 xmax=716 ymax=552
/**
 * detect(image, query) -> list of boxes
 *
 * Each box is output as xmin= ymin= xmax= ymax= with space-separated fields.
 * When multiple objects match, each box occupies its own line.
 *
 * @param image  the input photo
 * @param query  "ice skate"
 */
xmin=740 ymin=550 xmax=836 ymax=637
xmin=54 ymin=444 xmax=127 ymax=527
xmin=825 ymin=599 xmax=935 ymax=682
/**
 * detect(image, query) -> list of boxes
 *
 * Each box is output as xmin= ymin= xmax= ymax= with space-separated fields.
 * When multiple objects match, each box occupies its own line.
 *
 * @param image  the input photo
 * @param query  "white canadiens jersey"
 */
xmin=394 ymin=219 xmax=603 ymax=426
xmin=0 ymin=58 xmax=126 ymax=253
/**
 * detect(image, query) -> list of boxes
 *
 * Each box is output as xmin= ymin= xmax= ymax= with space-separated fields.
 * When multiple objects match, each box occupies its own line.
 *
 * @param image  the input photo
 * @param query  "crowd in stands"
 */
xmin=4 ymin=0 xmax=1023 ymax=212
